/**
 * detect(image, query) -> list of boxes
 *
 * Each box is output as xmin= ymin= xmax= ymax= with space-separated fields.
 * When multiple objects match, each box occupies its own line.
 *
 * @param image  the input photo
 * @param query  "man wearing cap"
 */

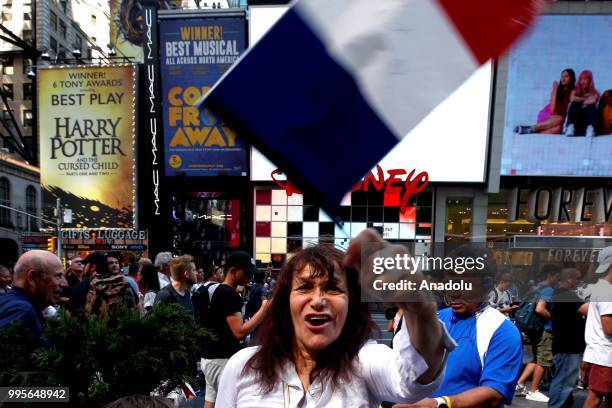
xmin=199 ymin=250 xmax=269 ymax=408
xmin=69 ymin=252 xmax=109 ymax=312
xmin=582 ymin=246 xmax=612 ymax=408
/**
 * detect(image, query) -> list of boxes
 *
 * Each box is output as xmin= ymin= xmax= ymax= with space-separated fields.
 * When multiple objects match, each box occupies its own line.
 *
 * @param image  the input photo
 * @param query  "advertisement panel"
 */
xmin=38 ymin=65 xmax=136 ymax=229
xmin=249 ymin=6 xmax=492 ymax=183
xmin=160 ymin=16 xmax=247 ymax=176
xmin=109 ymin=0 xmax=150 ymax=63
xmin=502 ymin=15 xmax=612 ymax=177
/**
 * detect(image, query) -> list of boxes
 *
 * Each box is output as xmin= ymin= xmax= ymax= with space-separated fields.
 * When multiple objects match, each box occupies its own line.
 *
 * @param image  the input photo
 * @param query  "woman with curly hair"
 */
xmin=215 ymin=230 xmax=453 ymax=407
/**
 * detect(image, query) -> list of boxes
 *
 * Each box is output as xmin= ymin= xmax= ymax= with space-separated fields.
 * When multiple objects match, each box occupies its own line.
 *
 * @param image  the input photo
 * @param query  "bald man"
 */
xmin=0 ymin=250 xmax=67 ymax=337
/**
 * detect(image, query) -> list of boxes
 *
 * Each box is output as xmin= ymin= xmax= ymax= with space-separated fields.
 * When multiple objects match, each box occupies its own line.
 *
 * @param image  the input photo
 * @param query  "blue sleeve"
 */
xmin=479 ymin=320 xmax=523 ymax=404
xmin=5 ymin=306 xmax=43 ymax=337
xmin=437 ymin=307 xmax=452 ymax=324
xmin=539 ymin=287 xmax=553 ymax=302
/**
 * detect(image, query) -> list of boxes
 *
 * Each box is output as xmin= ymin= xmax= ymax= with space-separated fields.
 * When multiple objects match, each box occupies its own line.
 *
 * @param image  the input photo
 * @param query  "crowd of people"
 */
xmin=0 ymin=235 xmax=610 ymax=408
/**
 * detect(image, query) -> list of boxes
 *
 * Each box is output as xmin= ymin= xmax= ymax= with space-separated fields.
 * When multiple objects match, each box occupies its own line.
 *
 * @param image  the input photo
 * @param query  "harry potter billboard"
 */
xmin=38 ymin=65 xmax=137 ymax=229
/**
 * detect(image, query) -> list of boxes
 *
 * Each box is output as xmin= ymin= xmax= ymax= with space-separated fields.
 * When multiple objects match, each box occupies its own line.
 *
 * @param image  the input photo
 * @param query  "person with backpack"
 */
xmin=69 ymin=252 xmax=107 ymax=312
xmin=87 ymin=253 xmax=139 ymax=319
xmin=515 ymin=264 xmax=560 ymax=402
xmin=195 ymin=251 xmax=268 ymax=408
xmin=488 ymin=273 xmax=519 ymax=315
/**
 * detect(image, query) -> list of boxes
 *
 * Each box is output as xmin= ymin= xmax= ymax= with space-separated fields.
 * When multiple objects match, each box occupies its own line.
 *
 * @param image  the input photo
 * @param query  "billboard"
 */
xmin=501 ymin=15 xmax=612 ymax=177
xmin=108 ymin=0 xmax=160 ymax=63
xmin=38 ymin=65 xmax=136 ymax=229
xmin=160 ymin=16 xmax=248 ymax=176
xmin=249 ymin=6 xmax=492 ymax=183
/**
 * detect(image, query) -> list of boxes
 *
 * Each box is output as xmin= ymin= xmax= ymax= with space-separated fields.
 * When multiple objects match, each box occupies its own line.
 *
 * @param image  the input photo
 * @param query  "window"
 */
xmin=24 ymin=11 xmax=31 ymax=20
xmin=1 ymin=11 xmax=12 ymax=21
xmin=22 ymin=29 xmax=32 ymax=45
xmin=91 ymin=14 xmax=96 ymax=25
xmin=50 ymin=37 xmax=58 ymax=54
xmin=25 ymin=185 xmax=37 ymax=231
xmin=23 ymin=83 xmax=33 ymax=100
xmin=76 ymin=35 xmax=83 ymax=51
xmin=59 ymin=21 xmax=66 ymax=39
xmin=0 ymin=178 xmax=11 ymax=227
xmin=1 ymin=110 xmax=11 ymax=126
xmin=50 ymin=11 xmax=57 ymax=31
xmin=22 ymin=58 xmax=32 ymax=74
xmin=1 ymin=56 xmax=13 ymax=75
xmin=23 ymin=110 xmax=33 ymax=127
xmin=2 ymin=83 xmax=13 ymax=100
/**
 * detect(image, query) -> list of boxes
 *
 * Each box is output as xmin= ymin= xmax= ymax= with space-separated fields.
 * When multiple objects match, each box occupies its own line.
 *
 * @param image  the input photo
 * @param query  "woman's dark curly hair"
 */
xmin=243 ymin=243 xmax=377 ymax=394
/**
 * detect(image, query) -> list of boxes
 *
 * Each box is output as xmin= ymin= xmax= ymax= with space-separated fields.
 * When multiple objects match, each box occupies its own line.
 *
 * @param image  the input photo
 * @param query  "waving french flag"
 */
xmin=201 ymin=0 xmax=546 ymax=209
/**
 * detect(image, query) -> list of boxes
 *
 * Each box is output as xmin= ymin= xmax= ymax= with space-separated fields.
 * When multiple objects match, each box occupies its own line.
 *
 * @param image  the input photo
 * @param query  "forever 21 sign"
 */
xmin=508 ymin=187 xmax=612 ymax=223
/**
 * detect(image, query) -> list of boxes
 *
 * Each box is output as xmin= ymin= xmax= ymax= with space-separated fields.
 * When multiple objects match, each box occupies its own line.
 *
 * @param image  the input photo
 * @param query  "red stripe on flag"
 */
xmin=436 ymin=0 xmax=549 ymax=64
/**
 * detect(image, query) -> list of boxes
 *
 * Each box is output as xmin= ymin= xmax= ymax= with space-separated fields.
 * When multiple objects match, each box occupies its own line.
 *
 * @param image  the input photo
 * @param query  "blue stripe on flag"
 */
xmin=202 ymin=8 xmax=397 ymax=209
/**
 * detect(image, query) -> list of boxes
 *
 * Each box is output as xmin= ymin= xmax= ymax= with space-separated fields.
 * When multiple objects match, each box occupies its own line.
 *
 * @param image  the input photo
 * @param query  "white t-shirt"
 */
xmin=215 ymin=317 xmax=455 ymax=407
xmin=158 ymin=272 xmax=170 ymax=289
xmin=583 ymin=279 xmax=612 ymax=367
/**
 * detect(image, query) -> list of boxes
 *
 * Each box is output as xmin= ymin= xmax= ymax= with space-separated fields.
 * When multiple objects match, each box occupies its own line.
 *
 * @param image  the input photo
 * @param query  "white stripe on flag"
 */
xmin=295 ymin=0 xmax=478 ymax=139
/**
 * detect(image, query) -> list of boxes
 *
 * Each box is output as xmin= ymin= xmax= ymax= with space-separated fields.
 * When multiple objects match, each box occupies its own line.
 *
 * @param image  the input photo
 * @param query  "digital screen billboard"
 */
xmin=501 ymin=15 xmax=612 ymax=177
xmin=248 ymin=6 xmax=492 ymax=183
xmin=38 ymin=65 xmax=136 ymax=229
xmin=160 ymin=16 xmax=248 ymax=177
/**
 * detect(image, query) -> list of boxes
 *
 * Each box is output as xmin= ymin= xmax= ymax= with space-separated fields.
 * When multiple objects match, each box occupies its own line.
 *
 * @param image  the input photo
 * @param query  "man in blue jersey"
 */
xmin=399 ymin=246 xmax=523 ymax=408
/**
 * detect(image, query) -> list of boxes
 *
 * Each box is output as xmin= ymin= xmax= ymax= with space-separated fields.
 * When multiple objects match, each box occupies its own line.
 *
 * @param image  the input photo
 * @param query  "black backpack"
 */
xmin=193 ymin=282 xmax=220 ymax=328
xmin=514 ymin=289 xmax=544 ymax=334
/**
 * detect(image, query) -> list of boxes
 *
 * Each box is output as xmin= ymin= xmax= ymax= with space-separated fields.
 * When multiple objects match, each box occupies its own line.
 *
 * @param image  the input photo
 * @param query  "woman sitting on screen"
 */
xmin=515 ymin=68 xmax=575 ymax=134
xmin=214 ymin=231 xmax=452 ymax=407
xmin=565 ymin=69 xmax=600 ymax=137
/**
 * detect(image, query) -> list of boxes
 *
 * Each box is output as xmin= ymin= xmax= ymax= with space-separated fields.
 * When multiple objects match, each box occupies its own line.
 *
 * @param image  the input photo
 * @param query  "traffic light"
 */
xmin=47 ymin=237 xmax=57 ymax=253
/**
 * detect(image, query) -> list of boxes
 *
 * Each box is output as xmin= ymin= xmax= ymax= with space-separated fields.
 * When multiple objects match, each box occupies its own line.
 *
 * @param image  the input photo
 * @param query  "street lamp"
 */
xmin=107 ymin=44 xmax=117 ymax=57
xmin=26 ymin=68 xmax=36 ymax=79
xmin=72 ymin=48 xmax=81 ymax=58
xmin=41 ymin=51 xmax=51 ymax=61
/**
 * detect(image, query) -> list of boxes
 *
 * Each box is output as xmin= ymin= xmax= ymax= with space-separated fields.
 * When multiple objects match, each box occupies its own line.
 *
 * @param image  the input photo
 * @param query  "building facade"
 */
xmin=0 ymin=149 xmax=41 ymax=264
xmin=0 ymin=0 xmax=111 ymax=161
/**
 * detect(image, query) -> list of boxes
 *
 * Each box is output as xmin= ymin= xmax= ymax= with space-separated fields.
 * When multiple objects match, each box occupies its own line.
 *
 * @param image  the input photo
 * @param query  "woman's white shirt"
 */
xmin=216 ymin=318 xmax=455 ymax=408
